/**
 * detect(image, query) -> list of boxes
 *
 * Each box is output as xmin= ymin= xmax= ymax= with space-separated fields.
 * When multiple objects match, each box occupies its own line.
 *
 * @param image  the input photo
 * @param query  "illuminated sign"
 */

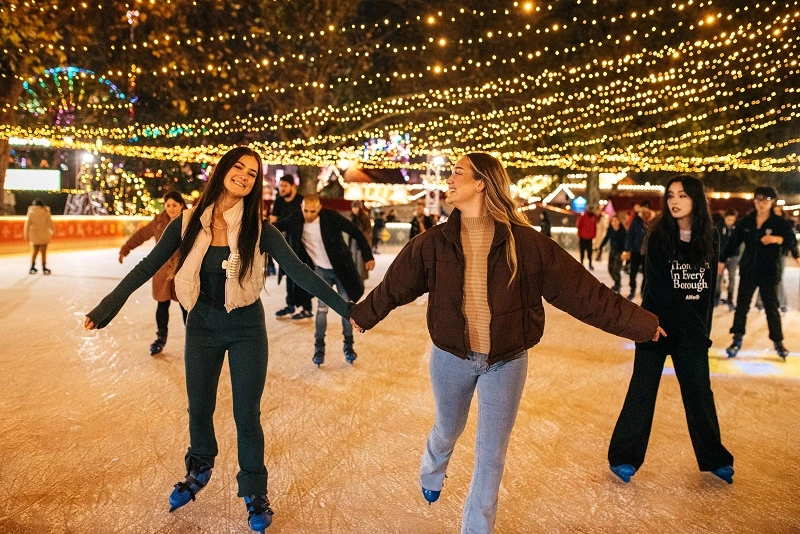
xmin=5 ymin=169 xmax=62 ymax=191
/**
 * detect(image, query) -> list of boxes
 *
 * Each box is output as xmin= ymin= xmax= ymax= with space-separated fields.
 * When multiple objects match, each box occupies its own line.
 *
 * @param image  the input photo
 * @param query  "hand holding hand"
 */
xmin=652 ymin=326 xmax=667 ymax=342
xmin=84 ymin=317 xmax=96 ymax=330
xmin=350 ymin=318 xmax=365 ymax=333
xmin=365 ymin=260 xmax=376 ymax=271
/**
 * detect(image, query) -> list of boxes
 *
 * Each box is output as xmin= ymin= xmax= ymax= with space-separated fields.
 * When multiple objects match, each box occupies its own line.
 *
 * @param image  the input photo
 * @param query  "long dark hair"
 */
xmin=163 ymin=190 xmax=187 ymax=208
xmin=644 ymin=175 xmax=715 ymax=265
xmin=174 ymin=147 xmax=264 ymax=284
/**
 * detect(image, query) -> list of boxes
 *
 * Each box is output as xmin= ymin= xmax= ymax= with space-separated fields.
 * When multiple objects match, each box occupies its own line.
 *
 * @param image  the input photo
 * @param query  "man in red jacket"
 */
xmin=576 ymin=207 xmax=599 ymax=270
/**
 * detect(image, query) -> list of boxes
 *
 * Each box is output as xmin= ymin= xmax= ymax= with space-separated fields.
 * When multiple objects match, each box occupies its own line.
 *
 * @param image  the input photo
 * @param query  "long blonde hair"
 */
xmin=464 ymin=152 xmax=532 ymax=283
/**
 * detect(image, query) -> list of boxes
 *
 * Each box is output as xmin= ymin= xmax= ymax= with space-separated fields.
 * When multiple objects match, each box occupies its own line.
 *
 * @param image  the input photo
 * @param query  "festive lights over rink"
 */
xmin=3 ymin=1 xmax=800 ymax=204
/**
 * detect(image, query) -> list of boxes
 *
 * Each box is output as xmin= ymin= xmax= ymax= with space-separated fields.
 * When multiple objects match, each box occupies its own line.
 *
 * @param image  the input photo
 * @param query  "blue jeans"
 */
xmin=420 ymin=345 xmax=528 ymax=534
xmin=313 ymin=266 xmax=352 ymax=341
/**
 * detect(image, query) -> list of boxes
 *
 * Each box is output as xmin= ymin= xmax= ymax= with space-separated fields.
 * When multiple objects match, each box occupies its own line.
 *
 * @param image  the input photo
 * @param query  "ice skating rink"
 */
xmin=1 ymin=245 xmax=799 ymax=534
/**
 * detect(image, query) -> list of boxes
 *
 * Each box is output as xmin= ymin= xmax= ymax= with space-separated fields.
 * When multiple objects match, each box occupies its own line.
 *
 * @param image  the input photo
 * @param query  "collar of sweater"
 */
xmin=198 ymin=199 xmax=244 ymax=231
xmin=443 ymin=209 xmax=508 ymax=249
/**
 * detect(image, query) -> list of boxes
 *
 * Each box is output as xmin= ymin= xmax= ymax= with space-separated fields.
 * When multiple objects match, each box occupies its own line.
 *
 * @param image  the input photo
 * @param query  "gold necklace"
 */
xmin=211 ymin=221 xmax=228 ymax=230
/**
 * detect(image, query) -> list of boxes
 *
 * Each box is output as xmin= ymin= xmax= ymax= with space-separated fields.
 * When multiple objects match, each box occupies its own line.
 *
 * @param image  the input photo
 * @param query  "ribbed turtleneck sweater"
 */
xmin=461 ymin=215 xmax=494 ymax=354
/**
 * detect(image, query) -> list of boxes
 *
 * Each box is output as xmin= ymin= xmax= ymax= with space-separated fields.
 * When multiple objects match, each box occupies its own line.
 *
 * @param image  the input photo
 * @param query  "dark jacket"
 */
xmin=625 ymin=214 xmax=649 ymax=255
xmin=351 ymin=209 xmax=659 ymax=366
xmin=641 ymin=234 xmax=718 ymax=351
xmin=274 ymin=209 xmax=374 ymax=301
xmin=409 ymin=213 xmax=434 ymax=239
xmin=600 ymin=226 xmax=627 ymax=253
xmin=720 ymin=211 xmax=797 ymax=284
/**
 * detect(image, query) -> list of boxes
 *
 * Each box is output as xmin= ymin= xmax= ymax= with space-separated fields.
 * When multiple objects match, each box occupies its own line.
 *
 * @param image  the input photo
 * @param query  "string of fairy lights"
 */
xmin=2 ymin=0 xmax=799 ymax=175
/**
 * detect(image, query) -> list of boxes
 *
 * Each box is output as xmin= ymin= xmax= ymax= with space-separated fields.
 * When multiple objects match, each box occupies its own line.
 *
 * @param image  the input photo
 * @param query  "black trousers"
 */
xmin=608 ymin=343 xmax=733 ymax=471
xmin=155 ymin=300 xmax=188 ymax=332
xmin=628 ymin=251 xmax=645 ymax=294
xmin=579 ymin=238 xmax=594 ymax=266
xmin=731 ymin=276 xmax=783 ymax=342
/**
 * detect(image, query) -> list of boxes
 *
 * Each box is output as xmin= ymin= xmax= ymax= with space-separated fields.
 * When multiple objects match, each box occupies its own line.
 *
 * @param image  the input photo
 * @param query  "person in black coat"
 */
xmin=274 ymin=194 xmax=375 ymax=366
xmin=720 ymin=186 xmax=800 ymax=360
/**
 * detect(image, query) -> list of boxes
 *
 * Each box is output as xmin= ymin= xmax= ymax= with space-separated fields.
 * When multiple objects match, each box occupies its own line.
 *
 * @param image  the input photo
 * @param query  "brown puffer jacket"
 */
xmin=120 ymin=211 xmax=179 ymax=302
xmin=351 ymin=209 xmax=659 ymax=366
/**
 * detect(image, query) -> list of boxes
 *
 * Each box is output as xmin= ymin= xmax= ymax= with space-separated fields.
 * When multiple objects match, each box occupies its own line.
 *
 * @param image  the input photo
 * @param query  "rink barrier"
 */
xmin=0 ymin=215 xmax=152 ymax=255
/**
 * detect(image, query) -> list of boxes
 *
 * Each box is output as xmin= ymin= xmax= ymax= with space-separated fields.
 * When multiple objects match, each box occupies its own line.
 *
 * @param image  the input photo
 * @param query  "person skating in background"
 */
xmin=538 ymin=210 xmax=552 ymax=238
xmin=350 ymin=200 xmax=373 ymax=280
xmin=351 ymin=153 xmax=663 ymax=534
xmin=622 ymin=200 xmax=654 ymax=300
xmin=119 ymin=191 xmax=188 ymax=355
xmin=714 ymin=209 xmax=741 ymax=312
xmin=409 ymin=198 xmax=434 ymax=240
xmin=274 ymin=194 xmax=374 ymax=366
xmin=754 ymin=204 xmax=798 ymax=313
xmin=576 ymin=207 xmax=598 ymax=270
xmin=608 ymin=175 xmax=734 ymax=485
xmin=598 ymin=214 xmax=627 ymax=293
xmin=721 ymin=186 xmax=800 ymax=360
xmin=24 ymin=198 xmax=55 ymax=275
xmin=270 ymin=174 xmax=311 ymax=320
xmin=85 ymin=147 xmax=351 ymax=533
xmin=372 ymin=209 xmax=386 ymax=253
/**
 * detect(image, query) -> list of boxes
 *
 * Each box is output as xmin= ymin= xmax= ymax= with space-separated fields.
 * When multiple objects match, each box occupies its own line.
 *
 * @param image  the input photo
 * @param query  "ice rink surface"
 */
xmin=1 ymin=245 xmax=799 ymax=533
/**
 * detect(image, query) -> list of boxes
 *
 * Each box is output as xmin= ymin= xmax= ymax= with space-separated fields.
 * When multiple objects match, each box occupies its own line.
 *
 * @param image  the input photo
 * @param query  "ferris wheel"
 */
xmin=19 ymin=66 xmax=136 ymax=126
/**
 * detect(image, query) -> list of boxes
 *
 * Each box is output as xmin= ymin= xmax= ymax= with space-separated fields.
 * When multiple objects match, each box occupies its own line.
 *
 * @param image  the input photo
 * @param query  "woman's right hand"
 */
xmin=350 ymin=318 xmax=365 ymax=334
xmin=652 ymin=326 xmax=667 ymax=342
xmin=84 ymin=317 xmax=96 ymax=330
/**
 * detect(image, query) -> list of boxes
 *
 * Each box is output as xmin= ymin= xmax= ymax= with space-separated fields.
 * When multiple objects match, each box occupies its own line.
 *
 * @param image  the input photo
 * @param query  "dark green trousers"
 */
xmin=183 ymin=297 xmax=268 ymax=497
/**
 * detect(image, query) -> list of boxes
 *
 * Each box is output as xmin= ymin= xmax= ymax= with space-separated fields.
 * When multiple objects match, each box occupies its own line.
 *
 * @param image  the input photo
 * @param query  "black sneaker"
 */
xmin=775 ymin=342 xmax=789 ymax=361
xmin=292 ymin=309 xmax=313 ymax=320
xmin=275 ymin=306 xmax=295 ymax=319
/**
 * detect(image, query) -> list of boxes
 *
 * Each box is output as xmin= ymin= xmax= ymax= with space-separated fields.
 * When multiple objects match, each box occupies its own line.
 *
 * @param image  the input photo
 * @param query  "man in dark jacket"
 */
xmin=720 ymin=186 xmax=800 ymax=360
xmin=270 ymin=174 xmax=308 ymax=319
xmin=274 ymin=194 xmax=375 ymax=366
xmin=622 ymin=200 xmax=653 ymax=300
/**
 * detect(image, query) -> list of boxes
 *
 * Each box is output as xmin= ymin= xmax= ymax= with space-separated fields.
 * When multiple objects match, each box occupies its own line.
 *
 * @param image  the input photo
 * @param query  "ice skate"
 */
xmin=422 ymin=487 xmax=440 ymax=504
xmin=775 ymin=342 xmax=789 ymax=361
xmin=29 ymin=265 xmax=37 ymax=274
xmin=244 ymin=495 xmax=274 ymax=532
xmin=610 ymin=463 xmax=636 ymax=483
xmin=42 ymin=266 xmax=51 ymax=275
xmin=726 ymin=337 xmax=742 ymax=358
xmin=168 ymin=459 xmax=212 ymax=512
xmin=343 ymin=335 xmax=357 ymax=364
xmin=312 ymin=339 xmax=325 ymax=367
xmin=711 ymin=465 xmax=734 ymax=484
xmin=150 ymin=329 xmax=168 ymax=356
xmin=275 ymin=305 xmax=294 ymax=319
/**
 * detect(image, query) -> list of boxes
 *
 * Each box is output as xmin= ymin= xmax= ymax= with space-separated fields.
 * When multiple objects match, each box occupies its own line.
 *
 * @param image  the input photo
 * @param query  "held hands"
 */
xmin=652 ymin=326 xmax=667 ymax=342
xmin=84 ymin=317 xmax=96 ymax=330
xmin=350 ymin=318 xmax=365 ymax=334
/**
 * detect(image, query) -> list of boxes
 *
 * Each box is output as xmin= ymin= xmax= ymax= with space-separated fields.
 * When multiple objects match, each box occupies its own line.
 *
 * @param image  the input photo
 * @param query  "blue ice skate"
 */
xmin=168 ymin=460 xmax=212 ymax=512
xmin=422 ymin=487 xmax=441 ymax=504
xmin=610 ymin=464 xmax=636 ymax=483
xmin=244 ymin=495 xmax=274 ymax=532
xmin=711 ymin=465 xmax=734 ymax=484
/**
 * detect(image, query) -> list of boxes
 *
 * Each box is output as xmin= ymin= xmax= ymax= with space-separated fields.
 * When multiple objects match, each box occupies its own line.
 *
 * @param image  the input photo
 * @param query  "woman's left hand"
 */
xmin=652 ymin=326 xmax=667 ymax=342
xmin=350 ymin=318 xmax=365 ymax=333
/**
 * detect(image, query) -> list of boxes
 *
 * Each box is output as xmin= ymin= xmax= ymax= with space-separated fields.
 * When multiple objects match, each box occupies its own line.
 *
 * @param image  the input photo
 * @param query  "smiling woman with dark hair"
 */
xmin=85 ymin=146 xmax=351 ymax=532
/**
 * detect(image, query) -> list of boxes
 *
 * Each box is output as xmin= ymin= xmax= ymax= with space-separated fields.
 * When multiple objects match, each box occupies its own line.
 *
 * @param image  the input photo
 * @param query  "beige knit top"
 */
xmin=461 ymin=215 xmax=494 ymax=354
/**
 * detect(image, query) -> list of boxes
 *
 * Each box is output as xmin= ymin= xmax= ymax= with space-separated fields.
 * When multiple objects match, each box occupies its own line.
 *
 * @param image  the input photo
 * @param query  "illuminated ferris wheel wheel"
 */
xmin=19 ymin=66 xmax=136 ymax=127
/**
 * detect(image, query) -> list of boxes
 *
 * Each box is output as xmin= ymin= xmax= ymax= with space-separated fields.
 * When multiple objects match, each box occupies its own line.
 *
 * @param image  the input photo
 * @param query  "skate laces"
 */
xmin=245 ymin=495 xmax=274 ymax=517
xmin=174 ymin=463 xmax=211 ymax=501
